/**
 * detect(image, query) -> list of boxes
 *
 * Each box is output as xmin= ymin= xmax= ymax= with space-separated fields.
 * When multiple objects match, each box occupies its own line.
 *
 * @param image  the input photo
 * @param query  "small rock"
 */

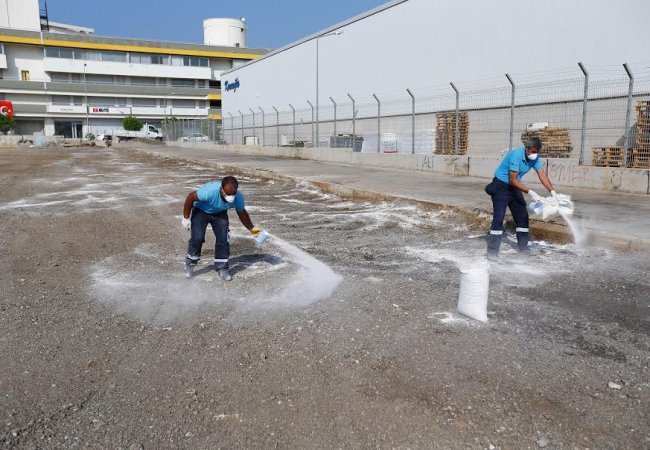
xmin=260 ymin=352 xmax=267 ymax=360
xmin=536 ymin=437 xmax=549 ymax=448
xmin=608 ymin=382 xmax=622 ymax=390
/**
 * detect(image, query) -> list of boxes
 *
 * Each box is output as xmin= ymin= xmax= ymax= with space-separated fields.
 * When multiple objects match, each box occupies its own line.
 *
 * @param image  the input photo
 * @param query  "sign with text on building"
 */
xmin=91 ymin=107 xmax=130 ymax=115
xmin=224 ymin=78 xmax=240 ymax=93
xmin=0 ymin=101 xmax=14 ymax=119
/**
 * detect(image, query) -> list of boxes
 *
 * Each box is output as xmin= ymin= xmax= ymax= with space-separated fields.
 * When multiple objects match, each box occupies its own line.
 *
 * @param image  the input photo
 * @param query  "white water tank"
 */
xmin=203 ymin=18 xmax=247 ymax=48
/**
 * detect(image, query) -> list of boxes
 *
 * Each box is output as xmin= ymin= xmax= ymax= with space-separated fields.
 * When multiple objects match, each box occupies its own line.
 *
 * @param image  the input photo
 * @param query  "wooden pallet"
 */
xmin=435 ymin=112 xmax=469 ymax=155
xmin=631 ymin=149 xmax=650 ymax=169
xmin=636 ymin=101 xmax=650 ymax=152
xmin=592 ymin=146 xmax=624 ymax=167
xmin=521 ymin=127 xmax=573 ymax=158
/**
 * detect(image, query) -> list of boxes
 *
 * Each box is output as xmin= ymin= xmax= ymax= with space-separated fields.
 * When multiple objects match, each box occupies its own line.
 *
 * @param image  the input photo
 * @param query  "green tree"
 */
xmin=0 ymin=115 xmax=15 ymax=134
xmin=123 ymin=116 xmax=143 ymax=131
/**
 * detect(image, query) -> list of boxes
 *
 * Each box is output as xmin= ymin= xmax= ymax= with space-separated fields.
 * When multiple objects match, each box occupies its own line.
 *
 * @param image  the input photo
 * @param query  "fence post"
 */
xmin=259 ymin=106 xmax=265 ymax=147
xmin=330 ymin=97 xmax=337 ymax=139
xmin=578 ymin=62 xmax=589 ymax=166
xmin=348 ymin=93 xmax=356 ymax=152
xmin=623 ymin=63 xmax=634 ymax=168
xmin=373 ymin=94 xmax=381 ymax=153
xmin=407 ymin=88 xmax=415 ymax=154
xmin=450 ymin=82 xmax=459 ymax=153
xmin=273 ymin=106 xmax=279 ymax=147
xmin=307 ymin=100 xmax=315 ymax=146
xmin=249 ymin=108 xmax=256 ymax=145
xmin=506 ymin=73 xmax=515 ymax=151
xmin=289 ymin=104 xmax=296 ymax=146
xmin=239 ymin=110 xmax=244 ymax=145
xmin=228 ymin=112 xmax=234 ymax=145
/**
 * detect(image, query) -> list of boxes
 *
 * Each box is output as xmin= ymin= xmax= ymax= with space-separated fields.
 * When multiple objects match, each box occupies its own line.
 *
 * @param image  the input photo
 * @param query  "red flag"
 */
xmin=0 ymin=101 xmax=13 ymax=119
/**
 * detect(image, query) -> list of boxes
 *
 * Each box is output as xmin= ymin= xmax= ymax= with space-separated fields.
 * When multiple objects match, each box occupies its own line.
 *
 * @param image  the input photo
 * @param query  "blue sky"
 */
xmin=45 ymin=0 xmax=389 ymax=49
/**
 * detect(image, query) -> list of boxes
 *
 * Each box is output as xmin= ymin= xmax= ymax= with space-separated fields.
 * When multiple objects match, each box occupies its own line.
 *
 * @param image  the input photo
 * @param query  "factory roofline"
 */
xmin=222 ymin=0 xmax=409 ymax=76
xmin=0 ymin=26 xmax=269 ymax=59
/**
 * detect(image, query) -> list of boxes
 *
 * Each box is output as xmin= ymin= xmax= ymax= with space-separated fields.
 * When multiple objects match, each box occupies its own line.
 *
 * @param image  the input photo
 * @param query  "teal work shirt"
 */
xmin=494 ymin=146 xmax=544 ymax=184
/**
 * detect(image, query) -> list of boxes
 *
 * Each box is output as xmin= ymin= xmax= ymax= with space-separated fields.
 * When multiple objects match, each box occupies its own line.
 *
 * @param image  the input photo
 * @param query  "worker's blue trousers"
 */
xmin=485 ymin=177 xmax=529 ymax=256
xmin=186 ymin=208 xmax=230 ymax=270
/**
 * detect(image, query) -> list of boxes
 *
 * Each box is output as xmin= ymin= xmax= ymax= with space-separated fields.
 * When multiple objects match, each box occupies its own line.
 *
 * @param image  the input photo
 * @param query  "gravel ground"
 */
xmin=0 ymin=147 xmax=648 ymax=449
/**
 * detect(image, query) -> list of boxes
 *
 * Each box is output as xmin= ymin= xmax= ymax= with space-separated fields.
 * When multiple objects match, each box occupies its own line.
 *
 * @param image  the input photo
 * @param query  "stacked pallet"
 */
xmin=520 ymin=127 xmax=572 ymax=158
xmin=633 ymin=100 xmax=650 ymax=168
xmin=435 ymin=112 xmax=469 ymax=155
xmin=592 ymin=146 xmax=624 ymax=167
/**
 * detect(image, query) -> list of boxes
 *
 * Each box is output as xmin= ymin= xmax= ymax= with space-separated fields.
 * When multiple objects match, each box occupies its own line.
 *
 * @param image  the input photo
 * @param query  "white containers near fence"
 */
xmin=457 ymin=262 xmax=490 ymax=322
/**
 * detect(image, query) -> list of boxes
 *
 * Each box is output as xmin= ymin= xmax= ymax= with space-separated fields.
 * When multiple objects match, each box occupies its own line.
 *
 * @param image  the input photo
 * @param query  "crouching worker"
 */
xmin=484 ymin=137 xmax=556 ymax=261
xmin=181 ymin=176 xmax=262 ymax=281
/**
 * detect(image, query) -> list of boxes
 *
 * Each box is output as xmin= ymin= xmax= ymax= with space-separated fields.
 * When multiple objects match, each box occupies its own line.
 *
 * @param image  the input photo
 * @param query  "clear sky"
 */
xmin=44 ymin=0 xmax=389 ymax=49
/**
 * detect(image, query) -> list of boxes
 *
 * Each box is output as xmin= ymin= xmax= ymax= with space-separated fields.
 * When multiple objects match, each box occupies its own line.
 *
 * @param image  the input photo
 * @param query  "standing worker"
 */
xmin=484 ymin=137 xmax=557 ymax=261
xmin=181 ymin=176 xmax=262 ymax=280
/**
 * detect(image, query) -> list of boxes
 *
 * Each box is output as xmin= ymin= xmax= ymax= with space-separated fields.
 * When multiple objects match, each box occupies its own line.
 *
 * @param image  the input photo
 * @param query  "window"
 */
xmin=50 ymin=73 xmax=69 ymax=82
xmin=88 ymin=97 xmax=115 ymax=106
xmin=51 ymin=95 xmax=71 ymax=105
xmin=0 ymin=45 xmax=4 ymax=54
xmin=71 ymin=73 xmax=82 ymax=83
xmin=171 ymin=55 xmax=183 ymax=67
xmin=114 ymin=76 xmax=127 ymax=85
xmin=73 ymin=96 xmax=83 ymax=105
xmin=151 ymin=54 xmax=168 ymax=65
xmin=101 ymin=51 xmax=127 ymax=62
xmin=131 ymin=77 xmax=156 ymax=86
xmin=80 ymin=50 xmax=101 ymax=61
xmin=182 ymin=56 xmax=209 ymax=67
xmin=132 ymin=97 xmax=157 ymax=107
xmin=114 ymin=98 xmax=127 ymax=107
xmin=85 ymin=74 xmax=113 ymax=84
xmin=172 ymin=99 xmax=196 ymax=108
xmin=171 ymin=79 xmax=195 ymax=87
xmin=21 ymin=70 xmax=30 ymax=81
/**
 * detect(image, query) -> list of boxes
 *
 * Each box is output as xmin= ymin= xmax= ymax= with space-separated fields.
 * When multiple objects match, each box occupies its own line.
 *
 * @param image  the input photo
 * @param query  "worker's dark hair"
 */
xmin=526 ymin=136 xmax=543 ymax=150
xmin=222 ymin=176 xmax=239 ymax=188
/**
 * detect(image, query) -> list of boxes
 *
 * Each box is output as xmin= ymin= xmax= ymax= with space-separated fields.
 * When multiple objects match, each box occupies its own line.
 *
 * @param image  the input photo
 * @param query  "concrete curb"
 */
xmin=125 ymin=147 xmax=649 ymax=252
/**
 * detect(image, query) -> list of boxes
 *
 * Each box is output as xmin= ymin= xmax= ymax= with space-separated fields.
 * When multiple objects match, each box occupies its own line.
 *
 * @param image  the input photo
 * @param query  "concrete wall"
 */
xmin=0 ymin=0 xmax=40 ymax=31
xmin=168 ymin=141 xmax=650 ymax=195
xmin=4 ymin=44 xmax=47 ymax=81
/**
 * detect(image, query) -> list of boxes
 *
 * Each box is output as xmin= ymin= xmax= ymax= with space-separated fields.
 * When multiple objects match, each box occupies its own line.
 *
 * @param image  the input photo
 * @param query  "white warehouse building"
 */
xmin=0 ymin=0 xmax=266 ymax=138
xmin=222 ymin=0 xmax=650 ymax=153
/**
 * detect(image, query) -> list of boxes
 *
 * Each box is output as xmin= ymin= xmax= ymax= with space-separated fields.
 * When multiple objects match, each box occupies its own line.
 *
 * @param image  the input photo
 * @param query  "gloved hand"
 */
xmin=528 ymin=190 xmax=541 ymax=202
xmin=551 ymin=190 xmax=558 ymax=198
xmin=181 ymin=217 xmax=191 ymax=230
xmin=250 ymin=227 xmax=262 ymax=237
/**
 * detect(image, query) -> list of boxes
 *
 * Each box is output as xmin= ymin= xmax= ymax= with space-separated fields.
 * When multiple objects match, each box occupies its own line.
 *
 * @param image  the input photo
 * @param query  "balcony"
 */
xmin=44 ymin=57 xmax=212 ymax=80
xmin=0 ymin=79 xmax=220 ymax=99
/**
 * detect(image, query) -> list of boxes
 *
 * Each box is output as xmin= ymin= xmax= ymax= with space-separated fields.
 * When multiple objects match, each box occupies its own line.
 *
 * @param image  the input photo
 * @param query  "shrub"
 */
xmin=123 ymin=116 xmax=143 ymax=131
xmin=0 ymin=115 xmax=15 ymax=134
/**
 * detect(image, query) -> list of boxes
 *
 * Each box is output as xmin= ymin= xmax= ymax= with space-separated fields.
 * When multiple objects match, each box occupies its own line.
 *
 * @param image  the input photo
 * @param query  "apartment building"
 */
xmin=0 ymin=0 xmax=267 ymax=138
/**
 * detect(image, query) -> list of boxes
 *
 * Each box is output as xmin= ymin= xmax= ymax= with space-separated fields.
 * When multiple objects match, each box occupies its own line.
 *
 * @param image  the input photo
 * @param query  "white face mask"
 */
xmin=224 ymin=194 xmax=236 ymax=203
xmin=527 ymin=153 xmax=539 ymax=161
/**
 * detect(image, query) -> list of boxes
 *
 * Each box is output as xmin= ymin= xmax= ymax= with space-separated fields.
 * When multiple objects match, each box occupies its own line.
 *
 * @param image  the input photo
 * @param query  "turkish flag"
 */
xmin=0 ymin=101 xmax=13 ymax=119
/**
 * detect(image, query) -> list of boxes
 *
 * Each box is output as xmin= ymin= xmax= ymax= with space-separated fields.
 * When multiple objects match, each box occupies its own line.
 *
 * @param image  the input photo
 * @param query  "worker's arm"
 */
xmin=236 ymin=209 xmax=255 ymax=231
xmin=183 ymin=191 xmax=198 ymax=219
xmin=536 ymin=169 xmax=555 ymax=193
xmin=509 ymin=171 xmax=530 ymax=193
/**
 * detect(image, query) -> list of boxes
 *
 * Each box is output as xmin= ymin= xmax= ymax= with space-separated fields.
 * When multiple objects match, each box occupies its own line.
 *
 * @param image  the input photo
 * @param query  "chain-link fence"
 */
xmin=222 ymin=63 xmax=650 ymax=168
xmin=159 ymin=118 xmax=222 ymax=143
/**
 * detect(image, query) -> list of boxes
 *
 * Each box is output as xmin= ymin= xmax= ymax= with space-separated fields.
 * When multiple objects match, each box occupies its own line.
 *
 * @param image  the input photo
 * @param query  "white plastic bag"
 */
xmin=528 ymin=193 xmax=574 ymax=221
xmin=457 ymin=263 xmax=489 ymax=322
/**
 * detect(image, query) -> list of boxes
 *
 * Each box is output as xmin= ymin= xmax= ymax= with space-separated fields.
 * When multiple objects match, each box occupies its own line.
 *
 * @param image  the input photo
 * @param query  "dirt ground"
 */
xmin=0 ymin=147 xmax=648 ymax=449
